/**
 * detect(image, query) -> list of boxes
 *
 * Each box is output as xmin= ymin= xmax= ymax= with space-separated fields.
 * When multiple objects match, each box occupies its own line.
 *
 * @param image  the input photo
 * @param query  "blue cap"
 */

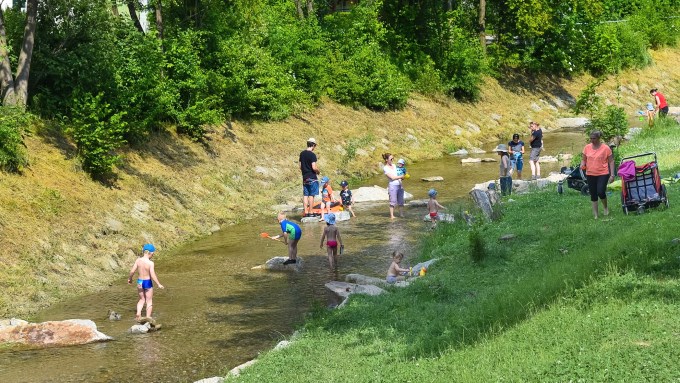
xmin=324 ymin=213 xmax=336 ymax=225
xmin=142 ymin=244 xmax=155 ymax=253
xmin=340 ymin=180 xmax=348 ymax=187
xmin=321 ymin=176 xmax=330 ymax=184
xmin=428 ymin=188 xmax=437 ymax=197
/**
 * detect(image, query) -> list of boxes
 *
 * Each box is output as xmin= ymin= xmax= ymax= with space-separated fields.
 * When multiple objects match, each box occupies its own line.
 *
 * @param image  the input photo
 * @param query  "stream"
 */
xmin=0 ymin=130 xmax=587 ymax=383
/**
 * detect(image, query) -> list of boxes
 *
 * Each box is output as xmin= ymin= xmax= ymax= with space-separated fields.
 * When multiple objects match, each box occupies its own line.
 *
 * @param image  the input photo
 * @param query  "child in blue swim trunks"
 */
xmin=128 ymin=244 xmax=164 ymax=320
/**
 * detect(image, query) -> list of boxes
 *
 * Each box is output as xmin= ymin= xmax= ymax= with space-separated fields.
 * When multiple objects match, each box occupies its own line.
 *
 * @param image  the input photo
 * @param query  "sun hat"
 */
xmin=324 ymin=213 xmax=336 ymax=225
xmin=428 ymin=188 xmax=437 ymax=197
xmin=308 ymin=137 xmax=317 ymax=144
xmin=142 ymin=244 xmax=156 ymax=253
xmin=647 ymin=102 xmax=654 ymax=111
xmin=493 ymin=144 xmax=508 ymax=152
xmin=321 ymin=176 xmax=330 ymax=184
xmin=397 ymin=159 xmax=406 ymax=165
xmin=340 ymin=180 xmax=349 ymax=187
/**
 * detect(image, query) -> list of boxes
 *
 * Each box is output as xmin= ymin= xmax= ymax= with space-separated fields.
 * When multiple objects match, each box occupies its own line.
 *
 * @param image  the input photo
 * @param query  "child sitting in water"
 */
xmin=427 ymin=188 xmax=446 ymax=229
xmin=320 ymin=213 xmax=343 ymax=269
xmin=386 ymin=251 xmax=410 ymax=284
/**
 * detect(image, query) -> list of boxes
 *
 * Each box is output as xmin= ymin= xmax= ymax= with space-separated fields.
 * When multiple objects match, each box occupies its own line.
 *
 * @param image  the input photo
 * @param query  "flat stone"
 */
xmin=500 ymin=234 xmax=516 ymax=241
xmin=228 ymin=360 xmax=257 ymax=378
xmin=538 ymin=155 xmax=559 ymax=163
xmin=461 ymin=158 xmax=482 ymax=164
xmin=352 ymin=186 xmax=413 ymax=203
xmin=194 ymin=377 xmax=225 ymax=383
xmin=252 ymin=256 xmax=304 ymax=272
xmin=0 ymin=319 xmax=112 ymax=348
xmin=423 ymin=213 xmax=455 ymax=223
xmin=345 ymin=274 xmax=409 ymax=288
xmin=556 ymin=117 xmax=590 ymax=128
xmin=421 ymin=176 xmax=443 ymax=182
xmin=449 ymin=149 xmax=468 ymax=156
xmin=469 ymin=147 xmax=486 ymax=154
xmin=325 ymin=281 xmax=386 ymax=298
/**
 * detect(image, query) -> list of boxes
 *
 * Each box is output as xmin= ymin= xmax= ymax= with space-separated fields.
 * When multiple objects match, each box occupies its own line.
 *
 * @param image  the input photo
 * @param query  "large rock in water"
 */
xmin=351 ymin=186 xmax=413 ymax=203
xmin=345 ymin=273 xmax=409 ymax=288
xmin=0 ymin=319 xmax=112 ymax=348
xmin=469 ymin=188 xmax=501 ymax=220
xmin=325 ymin=281 xmax=386 ymax=299
xmin=251 ymin=256 xmax=304 ymax=271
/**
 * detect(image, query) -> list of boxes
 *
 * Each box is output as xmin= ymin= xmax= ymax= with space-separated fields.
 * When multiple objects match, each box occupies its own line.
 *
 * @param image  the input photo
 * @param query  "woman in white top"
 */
xmin=382 ymin=153 xmax=405 ymax=219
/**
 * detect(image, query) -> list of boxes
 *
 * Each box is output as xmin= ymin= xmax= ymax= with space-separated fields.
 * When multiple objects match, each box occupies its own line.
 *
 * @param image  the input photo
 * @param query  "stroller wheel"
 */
xmin=580 ymin=184 xmax=589 ymax=196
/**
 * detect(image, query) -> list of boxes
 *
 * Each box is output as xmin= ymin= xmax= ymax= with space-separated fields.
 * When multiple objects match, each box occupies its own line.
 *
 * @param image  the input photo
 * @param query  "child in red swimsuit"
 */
xmin=320 ymin=213 xmax=343 ymax=269
xmin=427 ymin=189 xmax=446 ymax=229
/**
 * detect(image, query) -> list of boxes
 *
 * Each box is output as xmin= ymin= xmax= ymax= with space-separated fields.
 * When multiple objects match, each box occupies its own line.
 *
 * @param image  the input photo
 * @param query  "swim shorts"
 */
xmin=429 ymin=212 xmax=438 ymax=219
xmin=386 ymin=275 xmax=397 ymax=284
xmin=303 ymin=178 xmax=319 ymax=197
xmin=327 ymin=240 xmax=338 ymax=248
xmin=137 ymin=279 xmax=153 ymax=289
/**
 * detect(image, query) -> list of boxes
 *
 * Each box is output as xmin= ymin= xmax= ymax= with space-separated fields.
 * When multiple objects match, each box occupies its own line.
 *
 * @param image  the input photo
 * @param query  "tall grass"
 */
xmin=226 ymin=118 xmax=680 ymax=382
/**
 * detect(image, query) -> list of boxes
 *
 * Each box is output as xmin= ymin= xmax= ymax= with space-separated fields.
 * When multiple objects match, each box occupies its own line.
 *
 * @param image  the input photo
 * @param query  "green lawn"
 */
xmin=226 ymin=118 xmax=680 ymax=382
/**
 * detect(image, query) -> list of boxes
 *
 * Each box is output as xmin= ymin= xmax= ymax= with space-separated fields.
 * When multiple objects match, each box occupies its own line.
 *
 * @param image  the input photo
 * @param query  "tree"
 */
xmin=127 ymin=1 xmax=145 ymax=33
xmin=0 ymin=0 xmax=38 ymax=108
xmin=479 ymin=0 xmax=486 ymax=53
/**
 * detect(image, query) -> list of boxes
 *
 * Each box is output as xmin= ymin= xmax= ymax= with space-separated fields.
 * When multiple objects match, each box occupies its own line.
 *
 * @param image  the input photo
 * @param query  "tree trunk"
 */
xmin=0 ymin=8 xmax=17 ymax=104
xmin=478 ymin=0 xmax=486 ymax=53
xmin=155 ymin=0 xmax=163 ymax=40
xmin=294 ymin=0 xmax=304 ymax=19
xmin=8 ymin=0 xmax=38 ymax=108
xmin=111 ymin=0 xmax=119 ymax=16
xmin=446 ymin=0 xmax=452 ymax=12
xmin=305 ymin=0 xmax=314 ymax=17
xmin=127 ymin=1 xmax=145 ymax=33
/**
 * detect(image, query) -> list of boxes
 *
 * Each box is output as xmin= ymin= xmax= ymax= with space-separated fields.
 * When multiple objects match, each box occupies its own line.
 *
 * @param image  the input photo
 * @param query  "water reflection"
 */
xmin=0 ymin=130 xmax=584 ymax=383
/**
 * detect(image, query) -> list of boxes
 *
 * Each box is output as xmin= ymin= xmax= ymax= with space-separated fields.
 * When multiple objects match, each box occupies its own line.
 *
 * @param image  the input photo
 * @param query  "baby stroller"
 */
xmin=557 ymin=166 xmax=588 ymax=195
xmin=618 ymin=152 xmax=669 ymax=215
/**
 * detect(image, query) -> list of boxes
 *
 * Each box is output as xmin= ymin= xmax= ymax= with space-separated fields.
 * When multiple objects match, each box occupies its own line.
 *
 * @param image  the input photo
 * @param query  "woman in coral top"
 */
xmin=580 ymin=130 xmax=615 ymax=219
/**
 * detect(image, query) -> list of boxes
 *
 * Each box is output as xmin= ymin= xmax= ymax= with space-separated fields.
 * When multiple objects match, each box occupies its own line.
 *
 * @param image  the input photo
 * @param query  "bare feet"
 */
xmin=603 ymin=208 xmax=609 ymax=216
xmin=390 ymin=216 xmax=396 ymax=219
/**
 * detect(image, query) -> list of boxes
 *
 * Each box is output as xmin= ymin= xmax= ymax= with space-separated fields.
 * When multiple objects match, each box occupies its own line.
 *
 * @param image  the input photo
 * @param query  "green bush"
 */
xmin=469 ymin=225 xmax=487 ymax=263
xmin=585 ymin=105 xmax=628 ymax=143
xmin=67 ymin=93 xmax=127 ymax=178
xmin=0 ymin=107 xmax=31 ymax=172
xmin=441 ymin=31 xmax=485 ymax=100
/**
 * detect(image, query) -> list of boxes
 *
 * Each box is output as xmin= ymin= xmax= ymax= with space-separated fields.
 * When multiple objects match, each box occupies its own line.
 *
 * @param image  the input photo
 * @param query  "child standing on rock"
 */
xmin=427 ymin=188 xmax=446 ymax=229
xmin=320 ymin=213 xmax=343 ymax=269
xmin=339 ymin=180 xmax=356 ymax=218
xmin=128 ymin=244 xmax=164 ymax=320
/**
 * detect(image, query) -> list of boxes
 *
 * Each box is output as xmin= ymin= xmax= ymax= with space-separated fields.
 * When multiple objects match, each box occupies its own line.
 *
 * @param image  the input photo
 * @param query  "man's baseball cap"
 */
xmin=142 ymin=244 xmax=156 ymax=253
xmin=308 ymin=137 xmax=317 ymax=144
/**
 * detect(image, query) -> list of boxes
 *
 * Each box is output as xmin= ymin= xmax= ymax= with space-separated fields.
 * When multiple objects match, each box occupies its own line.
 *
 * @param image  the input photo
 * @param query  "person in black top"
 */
xmin=339 ymin=180 xmax=356 ymax=217
xmin=299 ymin=138 xmax=320 ymax=217
xmin=528 ymin=122 xmax=543 ymax=180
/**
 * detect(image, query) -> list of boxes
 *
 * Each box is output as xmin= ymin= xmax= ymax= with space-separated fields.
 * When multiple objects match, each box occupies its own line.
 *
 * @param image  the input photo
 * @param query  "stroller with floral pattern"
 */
xmin=618 ymin=152 xmax=669 ymax=215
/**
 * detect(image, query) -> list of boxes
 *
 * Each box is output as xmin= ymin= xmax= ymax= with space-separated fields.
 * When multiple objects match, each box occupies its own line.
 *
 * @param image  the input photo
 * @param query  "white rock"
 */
xmin=465 ymin=122 xmax=481 ymax=133
xmin=325 ymin=281 xmax=386 ymax=298
xmin=469 ymin=147 xmax=486 ymax=154
xmin=461 ymin=158 xmax=482 ymax=164
xmin=423 ymin=213 xmax=455 ymax=222
xmin=538 ymin=155 xmax=559 ymax=163
xmin=450 ymin=149 xmax=468 ymax=156
xmin=194 ymin=377 xmax=225 ymax=383
xmin=421 ymin=176 xmax=444 ymax=182
xmin=228 ymin=360 xmax=257 ymax=377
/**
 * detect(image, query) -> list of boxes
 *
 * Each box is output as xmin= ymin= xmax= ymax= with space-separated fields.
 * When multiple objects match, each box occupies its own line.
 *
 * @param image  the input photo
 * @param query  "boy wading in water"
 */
xmin=320 ymin=213 xmax=343 ymax=269
xmin=128 ymin=244 xmax=164 ymax=320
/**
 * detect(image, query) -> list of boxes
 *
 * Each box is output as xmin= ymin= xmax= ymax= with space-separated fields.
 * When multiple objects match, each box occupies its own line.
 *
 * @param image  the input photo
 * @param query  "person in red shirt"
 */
xmin=580 ymin=130 xmax=615 ymax=219
xmin=650 ymin=88 xmax=669 ymax=117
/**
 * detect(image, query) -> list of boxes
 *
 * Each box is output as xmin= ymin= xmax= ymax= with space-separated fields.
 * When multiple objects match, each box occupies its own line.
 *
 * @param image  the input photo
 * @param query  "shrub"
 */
xmin=440 ymin=30 xmax=485 ymax=100
xmin=0 ymin=107 xmax=31 ymax=172
xmin=585 ymin=105 xmax=628 ymax=143
xmin=67 ymin=93 xmax=127 ymax=178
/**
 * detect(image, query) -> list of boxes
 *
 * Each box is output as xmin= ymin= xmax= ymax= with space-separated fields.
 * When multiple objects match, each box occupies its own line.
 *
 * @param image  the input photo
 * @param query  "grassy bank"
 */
xmin=225 ymin=118 xmax=680 ymax=381
xmin=1 ymin=49 xmax=679 ymax=318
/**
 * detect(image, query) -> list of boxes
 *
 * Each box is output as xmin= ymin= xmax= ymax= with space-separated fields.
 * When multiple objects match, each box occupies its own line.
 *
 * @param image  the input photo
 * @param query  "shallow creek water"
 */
xmin=1 ymin=130 xmax=585 ymax=383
